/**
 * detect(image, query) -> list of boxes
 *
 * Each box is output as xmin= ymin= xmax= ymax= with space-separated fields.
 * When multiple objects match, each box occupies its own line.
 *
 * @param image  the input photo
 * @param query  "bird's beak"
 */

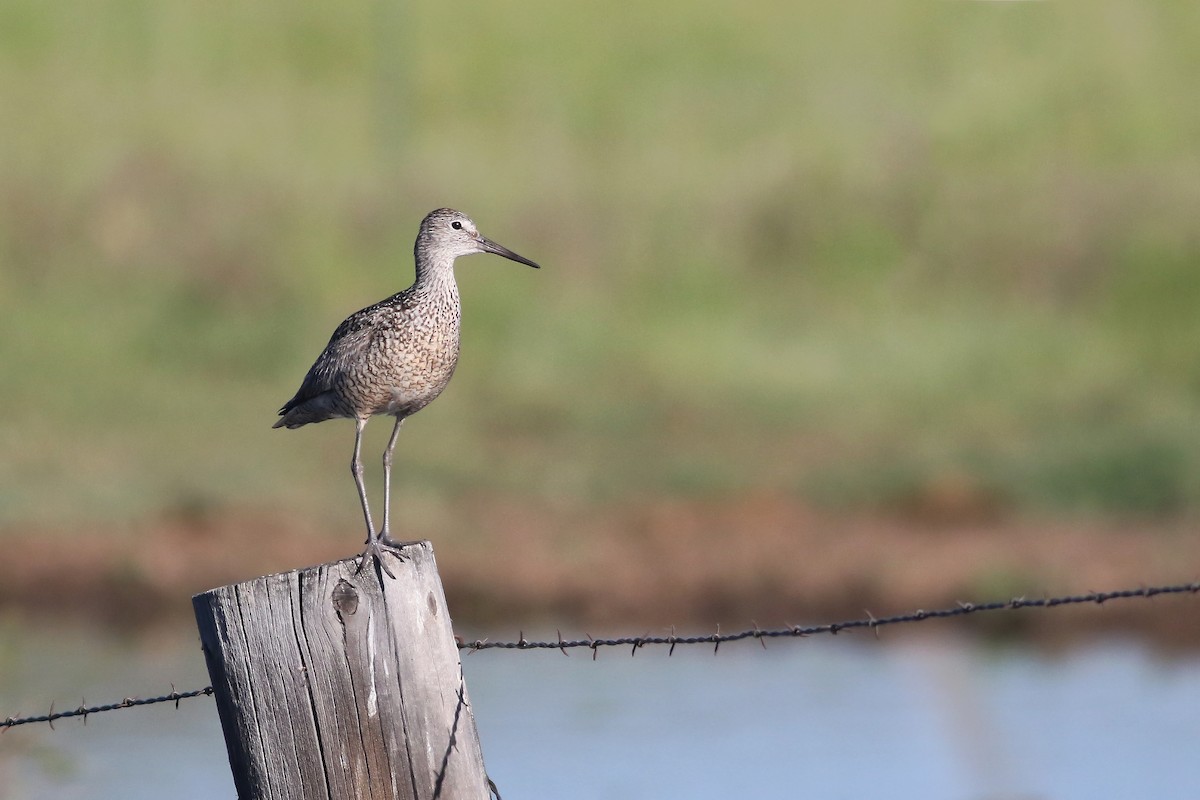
xmin=476 ymin=235 xmax=541 ymax=269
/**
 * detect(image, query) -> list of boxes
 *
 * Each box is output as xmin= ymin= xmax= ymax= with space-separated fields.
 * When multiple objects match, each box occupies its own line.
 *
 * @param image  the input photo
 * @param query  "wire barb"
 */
xmin=556 ymin=629 xmax=570 ymax=657
xmin=864 ymin=610 xmax=880 ymax=640
xmin=751 ymin=620 xmax=768 ymax=650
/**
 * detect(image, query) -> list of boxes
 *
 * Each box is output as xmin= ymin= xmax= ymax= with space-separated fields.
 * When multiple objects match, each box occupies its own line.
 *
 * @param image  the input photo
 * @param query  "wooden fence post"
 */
xmin=193 ymin=541 xmax=490 ymax=800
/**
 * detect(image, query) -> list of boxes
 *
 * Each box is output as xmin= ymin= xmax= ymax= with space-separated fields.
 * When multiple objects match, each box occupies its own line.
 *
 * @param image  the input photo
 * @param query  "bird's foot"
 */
xmin=356 ymin=536 xmax=408 ymax=579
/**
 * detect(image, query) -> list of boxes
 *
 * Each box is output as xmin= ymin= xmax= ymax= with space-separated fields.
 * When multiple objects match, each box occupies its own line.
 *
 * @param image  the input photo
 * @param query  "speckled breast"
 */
xmin=371 ymin=316 xmax=461 ymax=418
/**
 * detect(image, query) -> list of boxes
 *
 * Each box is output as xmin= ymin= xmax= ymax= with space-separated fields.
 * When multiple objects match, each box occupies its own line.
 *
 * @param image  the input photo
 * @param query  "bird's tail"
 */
xmin=273 ymin=392 xmax=340 ymax=429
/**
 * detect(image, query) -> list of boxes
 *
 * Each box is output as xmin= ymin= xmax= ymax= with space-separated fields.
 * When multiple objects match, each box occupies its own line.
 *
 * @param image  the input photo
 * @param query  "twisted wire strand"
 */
xmin=2 ymin=687 xmax=214 ymax=731
xmin=458 ymin=582 xmax=1200 ymax=656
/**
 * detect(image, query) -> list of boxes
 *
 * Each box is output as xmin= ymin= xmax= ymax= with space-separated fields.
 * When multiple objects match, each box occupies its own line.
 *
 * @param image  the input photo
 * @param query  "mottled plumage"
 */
xmin=274 ymin=208 xmax=539 ymax=576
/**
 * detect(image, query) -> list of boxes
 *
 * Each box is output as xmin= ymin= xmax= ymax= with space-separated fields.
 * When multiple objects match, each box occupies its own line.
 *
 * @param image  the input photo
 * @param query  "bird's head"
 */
xmin=418 ymin=208 xmax=540 ymax=269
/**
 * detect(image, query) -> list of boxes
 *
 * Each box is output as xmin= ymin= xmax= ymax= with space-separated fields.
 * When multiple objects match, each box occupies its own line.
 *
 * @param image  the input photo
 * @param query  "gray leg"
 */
xmin=351 ymin=417 xmax=375 ymax=536
xmin=351 ymin=417 xmax=401 ymax=578
xmin=380 ymin=416 xmax=404 ymax=543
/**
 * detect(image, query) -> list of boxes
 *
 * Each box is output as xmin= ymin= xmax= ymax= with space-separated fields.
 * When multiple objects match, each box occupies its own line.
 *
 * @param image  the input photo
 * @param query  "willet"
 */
xmin=274 ymin=208 xmax=540 ymax=576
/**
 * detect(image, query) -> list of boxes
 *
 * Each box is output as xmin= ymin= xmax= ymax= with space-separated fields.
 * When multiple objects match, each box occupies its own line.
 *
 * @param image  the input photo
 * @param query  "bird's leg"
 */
xmin=379 ymin=416 xmax=410 ymax=549
xmin=351 ymin=417 xmax=375 ymax=534
xmin=351 ymin=417 xmax=400 ymax=578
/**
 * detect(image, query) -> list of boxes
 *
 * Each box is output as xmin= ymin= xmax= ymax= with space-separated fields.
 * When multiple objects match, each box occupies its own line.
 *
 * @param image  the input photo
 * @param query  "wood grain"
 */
xmin=194 ymin=542 xmax=489 ymax=800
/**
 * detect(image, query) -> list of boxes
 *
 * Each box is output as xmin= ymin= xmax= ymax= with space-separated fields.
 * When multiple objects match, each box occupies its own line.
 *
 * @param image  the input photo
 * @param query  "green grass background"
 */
xmin=1 ymin=1 xmax=1198 ymax=532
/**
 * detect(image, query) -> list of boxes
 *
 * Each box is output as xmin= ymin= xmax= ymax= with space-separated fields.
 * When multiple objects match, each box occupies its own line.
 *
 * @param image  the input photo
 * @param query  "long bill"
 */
xmin=477 ymin=235 xmax=541 ymax=269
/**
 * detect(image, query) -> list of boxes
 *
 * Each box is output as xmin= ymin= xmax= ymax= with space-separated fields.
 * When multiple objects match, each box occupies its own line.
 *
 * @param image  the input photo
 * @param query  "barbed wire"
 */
xmin=3 ymin=580 xmax=1197 ymax=730
xmin=457 ymin=581 xmax=1200 ymax=657
xmin=2 ymin=686 xmax=214 ymax=731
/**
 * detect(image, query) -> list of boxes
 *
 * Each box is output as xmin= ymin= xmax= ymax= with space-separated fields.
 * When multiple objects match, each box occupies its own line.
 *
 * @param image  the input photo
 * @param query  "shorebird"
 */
xmin=274 ymin=208 xmax=540 ymax=577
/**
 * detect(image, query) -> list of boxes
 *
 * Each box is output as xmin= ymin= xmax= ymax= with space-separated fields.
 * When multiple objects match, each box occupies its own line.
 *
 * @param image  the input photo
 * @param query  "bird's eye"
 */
xmin=451 ymin=221 xmax=463 ymax=230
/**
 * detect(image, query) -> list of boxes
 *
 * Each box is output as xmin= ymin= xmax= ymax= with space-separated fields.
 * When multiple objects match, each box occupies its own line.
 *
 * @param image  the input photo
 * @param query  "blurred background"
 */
xmin=2 ymin=1 xmax=1199 ymax=798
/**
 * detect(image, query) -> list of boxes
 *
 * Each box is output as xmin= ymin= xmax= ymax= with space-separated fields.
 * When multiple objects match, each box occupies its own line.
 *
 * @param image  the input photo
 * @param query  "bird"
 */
xmin=273 ymin=208 xmax=540 ymax=577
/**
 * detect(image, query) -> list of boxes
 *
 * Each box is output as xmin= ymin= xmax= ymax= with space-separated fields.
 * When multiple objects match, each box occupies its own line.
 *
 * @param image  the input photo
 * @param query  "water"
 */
xmin=2 ymin=622 xmax=1198 ymax=799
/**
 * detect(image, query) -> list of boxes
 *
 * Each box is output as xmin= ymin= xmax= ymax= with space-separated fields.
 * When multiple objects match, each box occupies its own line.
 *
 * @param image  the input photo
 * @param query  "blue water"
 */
xmin=3 ymin=623 xmax=1198 ymax=799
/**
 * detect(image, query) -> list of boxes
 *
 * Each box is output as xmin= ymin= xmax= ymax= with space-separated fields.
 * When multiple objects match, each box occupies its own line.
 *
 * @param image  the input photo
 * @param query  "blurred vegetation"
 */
xmin=0 ymin=1 xmax=1198 ymax=534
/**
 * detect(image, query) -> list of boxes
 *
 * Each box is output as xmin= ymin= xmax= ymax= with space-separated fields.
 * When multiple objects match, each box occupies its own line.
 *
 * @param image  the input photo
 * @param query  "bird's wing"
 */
xmin=277 ymin=308 xmax=379 ymax=416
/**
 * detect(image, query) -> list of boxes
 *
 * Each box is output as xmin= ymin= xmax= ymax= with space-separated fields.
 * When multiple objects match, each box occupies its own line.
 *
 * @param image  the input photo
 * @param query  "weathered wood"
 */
xmin=193 ymin=542 xmax=489 ymax=800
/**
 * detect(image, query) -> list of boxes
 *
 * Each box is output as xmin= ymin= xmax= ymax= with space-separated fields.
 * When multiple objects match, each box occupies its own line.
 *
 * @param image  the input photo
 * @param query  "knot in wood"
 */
xmin=332 ymin=579 xmax=359 ymax=617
